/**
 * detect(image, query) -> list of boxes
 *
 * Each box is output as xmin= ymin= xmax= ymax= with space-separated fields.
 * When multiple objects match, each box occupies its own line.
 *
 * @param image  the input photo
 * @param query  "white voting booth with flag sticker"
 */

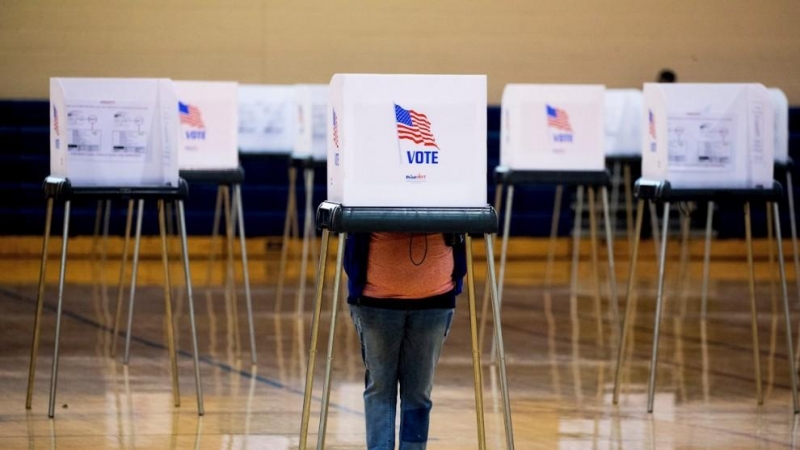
xmin=501 ymin=84 xmax=606 ymax=171
xmin=238 ymin=84 xmax=296 ymax=154
xmin=175 ymin=80 xmax=239 ymax=170
xmin=50 ymin=77 xmax=179 ymax=187
xmin=294 ymin=84 xmax=329 ymax=162
xmin=327 ymin=73 xmax=487 ymax=207
xmin=770 ymin=88 xmax=789 ymax=164
xmin=642 ymin=83 xmax=774 ymax=189
xmin=605 ymin=88 xmax=643 ymax=157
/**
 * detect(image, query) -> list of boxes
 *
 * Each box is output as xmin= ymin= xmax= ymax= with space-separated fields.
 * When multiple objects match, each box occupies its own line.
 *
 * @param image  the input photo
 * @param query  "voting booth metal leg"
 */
xmin=613 ymin=199 xmax=645 ymax=405
xmin=649 ymin=201 xmax=661 ymax=261
xmin=316 ymin=232 xmax=346 ymax=450
xmin=601 ymin=187 xmax=621 ymax=334
xmin=744 ymin=203 xmax=764 ymax=405
xmin=588 ymin=187 xmax=604 ymax=345
xmin=479 ymin=183 xmax=504 ymax=352
xmin=298 ymin=229 xmax=331 ymax=450
xmin=545 ymin=185 xmax=564 ymax=288
xmin=206 ymin=186 xmax=224 ymax=286
xmin=610 ymin=161 xmax=621 ymax=233
xmin=772 ymin=202 xmax=800 ymax=413
xmin=276 ymin=166 xmax=299 ymax=312
xmin=297 ymin=168 xmax=315 ymax=317
xmin=569 ymin=186 xmax=585 ymax=298
xmin=177 ymin=200 xmax=205 ymax=416
xmin=158 ymin=200 xmax=181 ymax=407
xmin=47 ymin=200 xmax=71 ymax=418
xmin=646 ymin=202 xmax=670 ymax=413
xmin=786 ymin=172 xmax=800 ymax=309
xmin=232 ymin=184 xmax=257 ymax=364
xmin=25 ymin=198 xmax=54 ymax=409
xmin=484 ymin=233 xmax=516 ymax=450
xmin=123 ymin=200 xmax=145 ymax=364
xmin=497 ymin=184 xmax=515 ymax=313
xmin=222 ymin=186 xmax=242 ymax=355
xmin=623 ymin=164 xmax=635 ymax=251
xmin=463 ymin=235 xmax=488 ymax=450
xmin=700 ymin=202 xmax=714 ymax=318
xmin=111 ymin=200 xmax=134 ymax=357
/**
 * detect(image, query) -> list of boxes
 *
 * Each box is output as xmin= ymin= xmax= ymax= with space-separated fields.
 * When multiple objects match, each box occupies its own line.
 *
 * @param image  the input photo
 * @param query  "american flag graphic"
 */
xmin=52 ymin=106 xmax=59 ymax=136
xmin=648 ymin=110 xmax=656 ymax=139
xmin=179 ymin=102 xmax=205 ymax=128
xmin=395 ymin=104 xmax=438 ymax=148
xmin=332 ymin=108 xmax=339 ymax=149
xmin=546 ymin=105 xmax=572 ymax=133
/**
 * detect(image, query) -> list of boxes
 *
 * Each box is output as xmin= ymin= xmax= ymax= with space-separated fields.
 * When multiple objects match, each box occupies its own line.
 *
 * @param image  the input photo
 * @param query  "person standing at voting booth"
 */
xmin=344 ymin=231 xmax=465 ymax=449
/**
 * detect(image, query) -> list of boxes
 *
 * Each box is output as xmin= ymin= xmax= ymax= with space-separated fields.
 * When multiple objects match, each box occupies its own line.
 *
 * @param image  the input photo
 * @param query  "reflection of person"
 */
xmin=658 ymin=69 xmax=677 ymax=83
xmin=344 ymin=232 xmax=466 ymax=450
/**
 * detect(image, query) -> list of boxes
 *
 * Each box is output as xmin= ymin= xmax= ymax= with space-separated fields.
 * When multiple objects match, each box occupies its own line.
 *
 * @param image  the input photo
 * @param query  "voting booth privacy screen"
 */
xmin=605 ymin=89 xmax=643 ymax=157
xmin=175 ymin=80 xmax=239 ymax=171
xmin=238 ymin=84 xmax=296 ymax=154
xmin=327 ymin=74 xmax=487 ymax=207
xmin=770 ymin=88 xmax=789 ymax=164
xmin=50 ymin=77 xmax=179 ymax=187
xmin=294 ymin=84 xmax=329 ymax=161
xmin=500 ymin=84 xmax=606 ymax=171
xmin=642 ymin=83 xmax=774 ymax=189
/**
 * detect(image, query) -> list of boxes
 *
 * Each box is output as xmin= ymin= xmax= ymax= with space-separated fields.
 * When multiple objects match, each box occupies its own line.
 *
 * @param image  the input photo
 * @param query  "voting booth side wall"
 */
xmin=1 ymin=100 xmax=799 ymax=237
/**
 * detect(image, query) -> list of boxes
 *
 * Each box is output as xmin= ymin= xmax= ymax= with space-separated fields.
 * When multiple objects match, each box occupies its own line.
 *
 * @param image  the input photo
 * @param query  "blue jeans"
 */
xmin=349 ymin=305 xmax=455 ymax=450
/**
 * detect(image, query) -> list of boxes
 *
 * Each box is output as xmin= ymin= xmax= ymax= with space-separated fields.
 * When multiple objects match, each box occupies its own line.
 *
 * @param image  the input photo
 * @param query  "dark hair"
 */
xmin=657 ymin=69 xmax=677 ymax=83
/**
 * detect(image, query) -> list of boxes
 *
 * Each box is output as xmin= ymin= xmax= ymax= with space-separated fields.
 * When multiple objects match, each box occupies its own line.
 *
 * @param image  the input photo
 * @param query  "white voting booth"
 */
xmin=175 ymin=80 xmax=239 ymax=170
xmin=301 ymin=74 xmax=515 ymax=450
xmin=172 ymin=80 xmax=256 ymax=364
xmin=495 ymin=84 xmax=617 ymax=351
xmin=771 ymin=88 xmax=789 ymax=164
xmin=50 ymin=78 xmax=179 ymax=187
xmin=614 ymin=83 xmax=799 ymax=414
xmin=642 ymin=83 xmax=774 ymax=188
xmin=33 ymin=77 xmax=204 ymax=418
xmin=605 ymin=88 xmax=643 ymax=157
xmin=328 ymin=74 xmax=487 ymax=206
xmin=500 ymin=84 xmax=605 ymax=171
xmin=238 ymin=84 xmax=296 ymax=154
xmin=294 ymin=84 xmax=329 ymax=162
xmin=286 ymin=84 xmax=330 ymax=316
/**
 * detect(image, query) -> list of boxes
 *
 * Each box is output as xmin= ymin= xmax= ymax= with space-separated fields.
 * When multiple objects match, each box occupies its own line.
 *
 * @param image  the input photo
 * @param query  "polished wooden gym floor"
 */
xmin=1 ymin=235 xmax=800 ymax=449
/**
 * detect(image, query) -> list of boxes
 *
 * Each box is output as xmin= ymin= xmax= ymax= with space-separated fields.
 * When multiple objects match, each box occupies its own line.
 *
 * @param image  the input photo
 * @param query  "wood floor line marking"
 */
xmin=0 ymin=287 xmax=364 ymax=417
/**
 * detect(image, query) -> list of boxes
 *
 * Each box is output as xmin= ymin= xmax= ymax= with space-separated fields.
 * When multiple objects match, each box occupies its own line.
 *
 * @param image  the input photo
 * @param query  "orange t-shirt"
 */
xmin=362 ymin=232 xmax=455 ymax=300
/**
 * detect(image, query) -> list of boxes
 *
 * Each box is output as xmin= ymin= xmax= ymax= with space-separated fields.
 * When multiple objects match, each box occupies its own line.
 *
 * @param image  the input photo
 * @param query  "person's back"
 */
xmin=344 ymin=232 xmax=465 ymax=450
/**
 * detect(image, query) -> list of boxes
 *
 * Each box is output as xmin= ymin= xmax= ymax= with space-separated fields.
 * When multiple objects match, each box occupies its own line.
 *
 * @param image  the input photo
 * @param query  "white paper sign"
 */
xmin=175 ymin=80 xmax=239 ymax=170
xmin=50 ymin=78 xmax=179 ymax=187
xmin=293 ymin=84 xmax=329 ymax=161
xmin=238 ymin=84 xmax=295 ymax=154
xmin=328 ymin=74 xmax=487 ymax=207
xmin=605 ymin=89 xmax=643 ymax=157
xmin=642 ymin=83 xmax=773 ymax=189
xmin=501 ymin=84 xmax=605 ymax=171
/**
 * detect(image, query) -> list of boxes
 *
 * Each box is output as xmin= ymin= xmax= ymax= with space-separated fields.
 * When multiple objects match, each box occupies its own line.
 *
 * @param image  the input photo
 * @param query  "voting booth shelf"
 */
xmin=27 ymin=176 xmax=204 ymax=418
xmin=298 ymin=73 xmax=513 ymax=450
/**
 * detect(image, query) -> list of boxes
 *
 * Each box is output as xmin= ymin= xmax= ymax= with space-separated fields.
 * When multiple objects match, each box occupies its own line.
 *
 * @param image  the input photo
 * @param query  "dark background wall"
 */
xmin=1 ymin=101 xmax=798 ymax=239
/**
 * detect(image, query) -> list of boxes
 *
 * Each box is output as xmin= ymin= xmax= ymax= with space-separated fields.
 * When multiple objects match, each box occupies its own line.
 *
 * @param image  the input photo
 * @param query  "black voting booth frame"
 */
xmin=26 ymin=177 xmax=204 ymax=418
xmin=297 ymin=202 xmax=515 ymax=450
xmin=612 ymin=179 xmax=800 ymax=414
